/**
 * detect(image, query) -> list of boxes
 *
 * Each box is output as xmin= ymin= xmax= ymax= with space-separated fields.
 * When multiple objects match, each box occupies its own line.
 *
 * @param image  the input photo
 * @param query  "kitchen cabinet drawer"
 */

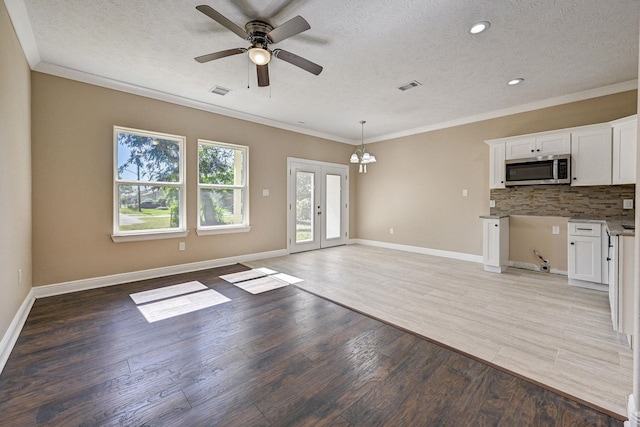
xmin=568 ymin=222 xmax=601 ymax=237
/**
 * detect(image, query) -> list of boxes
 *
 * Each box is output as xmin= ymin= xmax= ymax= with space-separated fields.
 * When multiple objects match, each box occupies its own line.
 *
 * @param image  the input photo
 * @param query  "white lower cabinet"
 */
xmin=608 ymin=234 xmax=635 ymax=338
xmin=568 ymin=235 xmax=602 ymax=282
xmin=567 ymin=221 xmax=608 ymax=290
xmin=482 ymin=217 xmax=509 ymax=273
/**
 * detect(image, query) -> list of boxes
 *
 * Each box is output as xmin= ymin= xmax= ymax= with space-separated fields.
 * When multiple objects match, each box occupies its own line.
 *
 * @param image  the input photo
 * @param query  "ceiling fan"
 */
xmin=195 ymin=5 xmax=323 ymax=87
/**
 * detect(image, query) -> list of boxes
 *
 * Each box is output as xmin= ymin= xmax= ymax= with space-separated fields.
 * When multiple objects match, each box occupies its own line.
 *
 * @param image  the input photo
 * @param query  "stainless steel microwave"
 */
xmin=505 ymin=154 xmax=571 ymax=186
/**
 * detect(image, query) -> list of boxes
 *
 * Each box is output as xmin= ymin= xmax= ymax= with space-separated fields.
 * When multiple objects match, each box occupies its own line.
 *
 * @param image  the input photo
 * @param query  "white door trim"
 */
xmin=287 ymin=157 xmax=349 ymax=254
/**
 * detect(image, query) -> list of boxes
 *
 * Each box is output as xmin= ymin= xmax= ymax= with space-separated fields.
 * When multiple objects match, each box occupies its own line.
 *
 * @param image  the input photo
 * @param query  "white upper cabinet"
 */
xmin=485 ymin=115 xmax=635 ymax=188
xmin=570 ymin=124 xmax=612 ymax=186
xmin=505 ymin=132 xmax=570 ymax=160
xmin=505 ymin=137 xmax=535 ymax=159
xmin=488 ymin=142 xmax=505 ymax=189
xmin=611 ymin=115 xmax=637 ymax=185
xmin=534 ymin=132 xmax=571 ymax=157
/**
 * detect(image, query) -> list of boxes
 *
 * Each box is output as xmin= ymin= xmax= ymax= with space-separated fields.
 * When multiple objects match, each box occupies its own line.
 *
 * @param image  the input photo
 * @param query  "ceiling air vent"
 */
xmin=210 ymin=85 xmax=231 ymax=96
xmin=397 ymin=80 xmax=422 ymax=91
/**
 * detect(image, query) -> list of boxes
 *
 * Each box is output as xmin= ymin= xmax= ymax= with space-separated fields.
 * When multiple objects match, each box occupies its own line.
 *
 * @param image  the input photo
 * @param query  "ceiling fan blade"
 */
xmin=196 ymin=5 xmax=249 ymax=39
xmin=257 ymin=64 xmax=270 ymax=87
xmin=267 ymin=16 xmax=310 ymax=44
xmin=195 ymin=48 xmax=247 ymax=63
xmin=273 ymin=49 xmax=323 ymax=75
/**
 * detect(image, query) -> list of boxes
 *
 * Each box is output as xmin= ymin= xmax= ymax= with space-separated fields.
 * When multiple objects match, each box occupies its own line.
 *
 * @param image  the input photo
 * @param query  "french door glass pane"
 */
xmin=325 ymin=174 xmax=341 ymax=239
xmin=296 ymin=171 xmax=314 ymax=243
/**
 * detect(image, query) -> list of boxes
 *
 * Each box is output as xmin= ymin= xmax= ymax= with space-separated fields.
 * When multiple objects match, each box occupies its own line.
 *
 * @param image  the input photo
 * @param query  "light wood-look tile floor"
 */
xmin=247 ymin=244 xmax=632 ymax=417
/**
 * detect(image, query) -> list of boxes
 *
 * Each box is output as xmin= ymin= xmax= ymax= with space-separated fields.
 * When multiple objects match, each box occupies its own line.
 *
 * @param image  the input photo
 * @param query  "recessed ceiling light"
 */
xmin=507 ymin=78 xmax=524 ymax=86
xmin=469 ymin=21 xmax=491 ymax=34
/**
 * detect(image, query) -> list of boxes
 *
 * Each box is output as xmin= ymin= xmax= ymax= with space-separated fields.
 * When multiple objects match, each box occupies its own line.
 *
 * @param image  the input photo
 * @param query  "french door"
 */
xmin=287 ymin=158 xmax=349 ymax=253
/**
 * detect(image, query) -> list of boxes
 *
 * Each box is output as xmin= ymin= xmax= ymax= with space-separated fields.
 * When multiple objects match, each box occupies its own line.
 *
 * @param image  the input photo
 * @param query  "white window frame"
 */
xmin=196 ymin=139 xmax=250 ymax=235
xmin=111 ymin=126 xmax=188 ymax=243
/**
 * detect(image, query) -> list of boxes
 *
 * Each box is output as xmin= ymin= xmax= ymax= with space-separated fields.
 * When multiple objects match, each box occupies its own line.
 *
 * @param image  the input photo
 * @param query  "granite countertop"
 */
xmin=569 ymin=218 xmax=635 ymax=236
xmin=606 ymin=220 xmax=636 ymax=236
xmin=479 ymin=215 xmax=509 ymax=219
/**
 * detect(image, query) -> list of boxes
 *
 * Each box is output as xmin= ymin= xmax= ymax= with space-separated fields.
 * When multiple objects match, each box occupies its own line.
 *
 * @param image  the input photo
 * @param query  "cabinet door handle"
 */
xmin=573 ymin=177 xmax=577 ymax=180
xmin=570 ymin=242 xmax=575 ymax=245
xmin=607 ymin=257 xmax=611 ymax=261
xmin=530 ymin=149 xmax=534 ymax=152
xmin=494 ymin=224 xmax=498 ymax=227
xmin=536 ymin=149 xmax=540 ymax=152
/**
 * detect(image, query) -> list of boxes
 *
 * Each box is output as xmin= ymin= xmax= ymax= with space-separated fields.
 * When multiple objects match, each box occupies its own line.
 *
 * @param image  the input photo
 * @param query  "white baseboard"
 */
xmin=32 ymin=249 xmax=288 ymax=299
xmin=0 ymin=289 xmax=35 ymax=375
xmin=353 ymin=239 xmax=483 ymax=264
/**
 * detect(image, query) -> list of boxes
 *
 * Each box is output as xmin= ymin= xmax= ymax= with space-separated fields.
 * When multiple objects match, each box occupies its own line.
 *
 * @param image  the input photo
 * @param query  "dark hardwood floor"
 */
xmin=0 ymin=264 xmax=623 ymax=426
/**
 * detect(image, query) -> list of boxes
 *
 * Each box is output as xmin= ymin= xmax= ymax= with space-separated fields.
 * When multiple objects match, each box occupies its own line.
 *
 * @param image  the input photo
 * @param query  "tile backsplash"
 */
xmin=490 ymin=185 xmax=635 ymax=219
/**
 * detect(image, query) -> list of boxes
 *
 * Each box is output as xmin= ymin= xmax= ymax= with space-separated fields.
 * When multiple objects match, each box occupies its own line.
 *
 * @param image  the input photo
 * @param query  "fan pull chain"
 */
xmin=247 ymin=56 xmax=250 ymax=88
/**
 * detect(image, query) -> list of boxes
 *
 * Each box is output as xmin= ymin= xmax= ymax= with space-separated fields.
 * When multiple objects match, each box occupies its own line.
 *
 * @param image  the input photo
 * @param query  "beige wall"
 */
xmin=355 ymin=91 xmax=637 ymax=256
xmin=509 ymin=216 xmax=568 ymax=272
xmin=31 ymin=73 xmax=354 ymax=286
xmin=0 ymin=3 xmax=32 ymax=344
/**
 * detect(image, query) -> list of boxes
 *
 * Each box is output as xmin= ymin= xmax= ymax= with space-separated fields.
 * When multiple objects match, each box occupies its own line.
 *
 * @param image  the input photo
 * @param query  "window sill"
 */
xmin=196 ymin=225 xmax=251 ymax=236
xmin=111 ymin=230 xmax=190 ymax=243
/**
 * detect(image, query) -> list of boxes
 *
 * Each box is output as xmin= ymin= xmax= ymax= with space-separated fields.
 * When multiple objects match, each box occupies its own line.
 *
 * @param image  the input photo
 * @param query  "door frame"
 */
xmin=286 ymin=157 xmax=349 ymax=254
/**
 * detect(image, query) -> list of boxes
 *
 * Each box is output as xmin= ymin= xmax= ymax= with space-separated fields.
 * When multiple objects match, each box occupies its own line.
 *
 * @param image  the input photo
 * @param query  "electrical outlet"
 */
xmin=489 ymin=200 xmax=496 ymax=208
xmin=262 ymin=188 xmax=270 ymax=197
xmin=623 ymin=199 xmax=634 ymax=209
xmin=179 ymin=242 xmax=186 ymax=251
xmin=462 ymin=189 xmax=468 ymax=197
xmin=389 ymin=228 xmax=394 ymax=235
xmin=552 ymin=226 xmax=560 ymax=235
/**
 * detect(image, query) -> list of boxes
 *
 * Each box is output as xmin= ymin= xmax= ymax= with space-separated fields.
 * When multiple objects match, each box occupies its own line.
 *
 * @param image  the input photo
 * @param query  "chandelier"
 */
xmin=349 ymin=120 xmax=377 ymax=173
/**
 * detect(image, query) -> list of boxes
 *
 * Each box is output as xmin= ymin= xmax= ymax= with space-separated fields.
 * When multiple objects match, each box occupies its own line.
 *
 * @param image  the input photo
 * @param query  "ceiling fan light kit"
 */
xmin=195 ymin=5 xmax=323 ymax=88
xmin=350 ymin=121 xmax=377 ymax=173
xmin=248 ymin=47 xmax=271 ymax=65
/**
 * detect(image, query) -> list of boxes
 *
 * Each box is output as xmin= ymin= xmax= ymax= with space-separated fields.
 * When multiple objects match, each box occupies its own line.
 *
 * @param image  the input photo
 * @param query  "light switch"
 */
xmin=489 ymin=200 xmax=496 ymax=208
xmin=262 ymin=188 xmax=270 ymax=197
xmin=552 ymin=226 xmax=560 ymax=235
xmin=623 ymin=199 xmax=633 ymax=209
xmin=462 ymin=189 xmax=468 ymax=197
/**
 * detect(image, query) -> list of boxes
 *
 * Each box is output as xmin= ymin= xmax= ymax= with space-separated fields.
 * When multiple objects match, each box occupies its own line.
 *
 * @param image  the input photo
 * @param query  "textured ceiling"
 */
xmin=8 ymin=0 xmax=640 ymax=142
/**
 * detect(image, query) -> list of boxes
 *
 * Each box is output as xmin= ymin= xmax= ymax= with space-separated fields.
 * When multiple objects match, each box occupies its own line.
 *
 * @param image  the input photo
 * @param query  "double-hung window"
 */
xmin=197 ymin=140 xmax=250 ymax=234
xmin=112 ymin=126 xmax=187 ymax=242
